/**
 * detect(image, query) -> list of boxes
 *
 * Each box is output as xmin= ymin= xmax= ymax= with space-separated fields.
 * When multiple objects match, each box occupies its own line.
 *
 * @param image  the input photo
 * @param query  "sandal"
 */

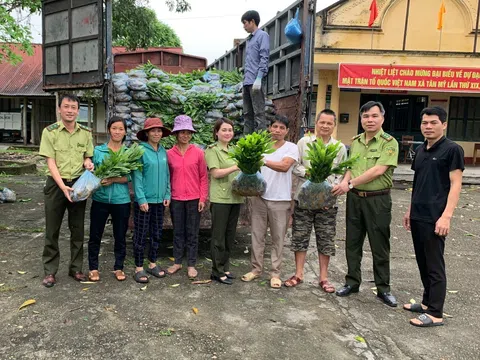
xmin=241 ymin=272 xmax=260 ymax=282
xmin=187 ymin=267 xmax=198 ymax=279
xmin=167 ymin=264 xmax=182 ymax=275
xmin=284 ymin=275 xmax=303 ymax=287
xmin=403 ymin=303 xmax=427 ymax=313
xmin=225 ymin=272 xmax=235 ymax=279
xmin=113 ymin=270 xmax=126 ymax=281
xmin=134 ymin=270 xmax=149 ymax=284
xmin=88 ymin=270 xmax=100 ymax=282
xmin=319 ymin=280 xmax=335 ymax=293
xmin=270 ymin=277 xmax=282 ymax=289
xmin=410 ymin=314 xmax=444 ymax=327
xmin=146 ymin=265 xmax=166 ymax=278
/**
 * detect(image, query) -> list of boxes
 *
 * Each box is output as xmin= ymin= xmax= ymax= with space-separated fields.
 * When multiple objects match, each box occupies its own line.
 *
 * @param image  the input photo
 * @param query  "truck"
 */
xmin=0 ymin=112 xmax=22 ymax=142
xmin=208 ymin=0 xmax=317 ymax=143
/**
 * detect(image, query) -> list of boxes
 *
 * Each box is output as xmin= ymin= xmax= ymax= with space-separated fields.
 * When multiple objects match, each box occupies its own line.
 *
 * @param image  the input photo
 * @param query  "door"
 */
xmin=359 ymin=94 xmax=427 ymax=142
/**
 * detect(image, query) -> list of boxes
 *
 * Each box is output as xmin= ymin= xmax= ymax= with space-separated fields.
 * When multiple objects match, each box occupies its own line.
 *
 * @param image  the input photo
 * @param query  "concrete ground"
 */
xmin=0 ymin=174 xmax=479 ymax=360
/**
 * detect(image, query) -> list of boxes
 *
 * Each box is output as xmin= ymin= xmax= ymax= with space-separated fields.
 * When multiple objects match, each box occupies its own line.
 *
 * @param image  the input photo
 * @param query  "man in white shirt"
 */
xmin=241 ymin=115 xmax=299 ymax=288
xmin=285 ymin=109 xmax=347 ymax=292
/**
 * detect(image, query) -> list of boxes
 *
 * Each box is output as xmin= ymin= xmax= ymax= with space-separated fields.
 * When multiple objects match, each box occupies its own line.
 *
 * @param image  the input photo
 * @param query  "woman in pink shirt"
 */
xmin=167 ymin=115 xmax=208 ymax=278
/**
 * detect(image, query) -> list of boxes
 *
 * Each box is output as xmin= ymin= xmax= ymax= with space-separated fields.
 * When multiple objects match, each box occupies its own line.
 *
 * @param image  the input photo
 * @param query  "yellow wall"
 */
xmin=317 ymin=0 xmax=475 ymax=52
xmin=314 ymin=0 xmax=480 ymax=159
xmin=338 ymin=91 xmax=361 ymax=145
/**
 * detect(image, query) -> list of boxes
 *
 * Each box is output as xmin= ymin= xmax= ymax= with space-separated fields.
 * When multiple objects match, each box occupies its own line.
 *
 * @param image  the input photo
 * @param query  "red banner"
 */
xmin=338 ymin=63 xmax=480 ymax=93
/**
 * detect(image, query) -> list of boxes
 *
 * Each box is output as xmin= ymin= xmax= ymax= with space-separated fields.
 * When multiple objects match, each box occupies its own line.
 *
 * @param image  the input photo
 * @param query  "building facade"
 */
xmin=314 ymin=0 xmax=480 ymax=162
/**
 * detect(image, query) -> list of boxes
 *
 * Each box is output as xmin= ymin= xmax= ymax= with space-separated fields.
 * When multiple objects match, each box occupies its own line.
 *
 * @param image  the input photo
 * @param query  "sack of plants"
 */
xmin=232 ymin=172 xmax=267 ymax=197
xmin=70 ymin=171 xmax=101 ymax=202
xmin=297 ymin=180 xmax=336 ymax=210
xmin=229 ymin=131 xmax=274 ymax=196
xmin=297 ymin=139 xmax=358 ymax=210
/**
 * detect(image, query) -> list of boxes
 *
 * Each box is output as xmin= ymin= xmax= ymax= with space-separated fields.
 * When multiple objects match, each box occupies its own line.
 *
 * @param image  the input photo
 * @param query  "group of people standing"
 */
xmin=37 ymin=9 xmax=464 ymax=328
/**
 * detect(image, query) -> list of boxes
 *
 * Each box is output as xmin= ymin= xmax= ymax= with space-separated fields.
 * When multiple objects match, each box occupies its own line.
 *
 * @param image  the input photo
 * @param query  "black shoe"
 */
xmin=376 ymin=292 xmax=398 ymax=307
xmin=210 ymin=274 xmax=233 ymax=285
xmin=225 ymin=272 xmax=235 ymax=279
xmin=336 ymin=284 xmax=359 ymax=297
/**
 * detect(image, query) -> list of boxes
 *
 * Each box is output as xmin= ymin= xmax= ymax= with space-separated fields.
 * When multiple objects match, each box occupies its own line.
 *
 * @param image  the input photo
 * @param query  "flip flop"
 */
xmin=187 ymin=267 xmax=198 ymax=279
xmin=410 ymin=314 xmax=444 ymax=327
xmin=241 ymin=272 xmax=260 ymax=282
xmin=88 ymin=270 xmax=100 ymax=282
xmin=146 ymin=265 xmax=166 ymax=278
xmin=403 ymin=303 xmax=426 ymax=313
xmin=167 ymin=264 xmax=182 ymax=275
xmin=284 ymin=275 xmax=303 ymax=287
xmin=319 ymin=280 xmax=335 ymax=293
xmin=113 ymin=270 xmax=126 ymax=281
xmin=134 ymin=270 xmax=149 ymax=284
xmin=270 ymin=277 xmax=282 ymax=289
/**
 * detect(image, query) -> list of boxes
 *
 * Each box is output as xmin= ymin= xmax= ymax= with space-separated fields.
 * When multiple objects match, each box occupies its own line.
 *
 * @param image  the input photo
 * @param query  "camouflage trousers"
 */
xmin=291 ymin=202 xmax=338 ymax=256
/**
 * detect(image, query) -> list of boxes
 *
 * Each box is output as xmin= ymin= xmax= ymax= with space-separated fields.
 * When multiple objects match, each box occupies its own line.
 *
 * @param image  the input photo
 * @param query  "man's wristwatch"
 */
xmin=348 ymin=180 xmax=354 ymax=190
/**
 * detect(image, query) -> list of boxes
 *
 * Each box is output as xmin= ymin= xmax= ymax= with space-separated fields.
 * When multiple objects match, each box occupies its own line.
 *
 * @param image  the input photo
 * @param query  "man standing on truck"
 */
xmin=241 ymin=10 xmax=270 ymax=134
xmin=39 ymin=94 xmax=94 ymax=288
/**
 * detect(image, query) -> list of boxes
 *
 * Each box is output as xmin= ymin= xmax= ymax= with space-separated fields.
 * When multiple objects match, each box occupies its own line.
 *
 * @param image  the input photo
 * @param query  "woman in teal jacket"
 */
xmin=88 ymin=117 xmax=131 ymax=282
xmin=132 ymin=117 xmax=171 ymax=283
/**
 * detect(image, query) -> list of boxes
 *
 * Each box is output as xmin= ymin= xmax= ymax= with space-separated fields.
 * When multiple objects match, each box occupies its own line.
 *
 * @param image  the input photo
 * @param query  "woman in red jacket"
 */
xmin=167 ymin=115 xmax=208 ymax=278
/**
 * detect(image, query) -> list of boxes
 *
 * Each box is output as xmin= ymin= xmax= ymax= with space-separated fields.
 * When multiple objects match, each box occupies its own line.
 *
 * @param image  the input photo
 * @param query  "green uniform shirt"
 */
xmin=349 ymin=129 xmax=398 ymax=191
xmin=39 ymin=121 xmax=94 ymax=180
xmin=204 ymin=142 xmax=244 ymax=204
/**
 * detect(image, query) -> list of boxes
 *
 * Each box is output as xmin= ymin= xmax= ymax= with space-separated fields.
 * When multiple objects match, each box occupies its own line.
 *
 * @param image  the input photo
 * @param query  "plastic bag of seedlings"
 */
xmin=0 ymin=191 xmax=5 ymax=203
xmin=114 ymin=105 xmax=131 ymax=114
xmin=131 ymin=91 xmax=150 ymax=101
xmin=131 ymin=117 xmax=146 ymax=126
xmin=127 ymin=78 xmax=147 ymax=91
xmin=147 ymin=78 xmax=160 ymax=85
xmin=297 ymin=180 xmax=336 ymax=210
xmin=0 ymin=187 xmax=16 ymax=202
xmin=151 ymin=69 xmax=169 ymax=81
xmin=114 ymin=113 xmax=130 ymax=120
xmin=128 ymin=69 xmax=147 ymax=78
xmin=70 ymin=171 xmax=101 ymax=202
xmin=190 ymin=85 xmax=212 ymax=93
xmin=115 ymin=93 xmax=132 ymax=102
xmin=129 ymin=103 xmax=145 ymax=112
xmin=112 ymin=73 xmax=128 ymax=81
xmin=113 ymin=80 xmax=128 ymax=93
xmin=223 ymin=103 xmax=237 ymax=113
xmin=206 ymin=110 xmax=223 ymax=120
xmin=232 ymin=172 xmax=267 ymax=197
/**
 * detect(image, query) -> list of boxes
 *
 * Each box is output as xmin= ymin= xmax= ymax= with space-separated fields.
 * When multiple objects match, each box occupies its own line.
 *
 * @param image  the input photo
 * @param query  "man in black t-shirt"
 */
xmin=403 ymin=106 xmax=464 ymax=328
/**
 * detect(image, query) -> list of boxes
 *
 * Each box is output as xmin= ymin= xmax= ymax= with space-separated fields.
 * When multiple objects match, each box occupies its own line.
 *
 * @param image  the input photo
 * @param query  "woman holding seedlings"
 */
xmin=166 ymin=115 xmax=208 ymax=278
xmin=88 ymin=116 xmax=131 ymax=282
xmin=205 ymin=118 xmax=244 ymax=285
xmin=132 ymin=117 xmax=171 ymax=283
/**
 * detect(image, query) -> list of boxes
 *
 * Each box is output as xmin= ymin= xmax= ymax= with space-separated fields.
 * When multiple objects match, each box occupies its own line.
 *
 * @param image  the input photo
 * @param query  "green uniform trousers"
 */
xmin=43 ymin=176 xmax=87 ymax=276
xmin=210 ymin=203 xmax=241 ymax=278
xmin=345 ymin=191 xmax=392 ymax=293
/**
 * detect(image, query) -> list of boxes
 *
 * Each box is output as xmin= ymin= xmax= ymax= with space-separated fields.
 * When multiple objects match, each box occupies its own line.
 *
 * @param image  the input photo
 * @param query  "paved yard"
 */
xmin=0 ymin=174 xmax=479 ymax=359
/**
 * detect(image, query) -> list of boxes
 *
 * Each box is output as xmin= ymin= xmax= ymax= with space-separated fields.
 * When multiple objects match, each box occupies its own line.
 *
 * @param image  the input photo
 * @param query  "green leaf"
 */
xmin=229 ymin=131 xmax=275 ymax=174
xmin=355 ymin=336 xmax=366 ymax=343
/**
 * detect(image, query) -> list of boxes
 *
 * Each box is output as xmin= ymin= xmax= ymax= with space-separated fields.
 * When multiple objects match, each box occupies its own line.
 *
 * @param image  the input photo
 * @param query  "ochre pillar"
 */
xmin=329 ymin=71 xmax=340 ymax=139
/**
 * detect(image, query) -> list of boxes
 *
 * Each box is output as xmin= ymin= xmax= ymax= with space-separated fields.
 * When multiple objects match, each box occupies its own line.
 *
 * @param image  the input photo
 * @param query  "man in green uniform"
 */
xmin=39 ymin=94 xmax=94 ymax=287
xmin=332 ymin=101 xmax=399 ymax=307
